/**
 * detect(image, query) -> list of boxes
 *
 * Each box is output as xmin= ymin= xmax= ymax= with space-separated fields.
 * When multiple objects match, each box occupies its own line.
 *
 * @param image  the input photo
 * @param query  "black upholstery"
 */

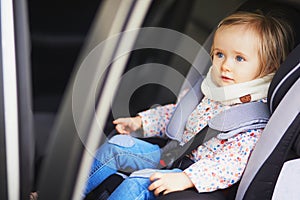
xmin=156 ymin=190 xmax=226 ymax=200
xmin=293 ymin=128 xmax=300 ymax=156
xmin=268 ymin=44 xmax=300 ymax=113
xmin=84 ymin=174 xmax=124 ymax=200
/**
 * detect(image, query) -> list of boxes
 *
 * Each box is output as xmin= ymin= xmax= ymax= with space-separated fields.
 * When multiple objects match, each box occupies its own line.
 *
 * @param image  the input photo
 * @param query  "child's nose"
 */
xmin=221 ymin=59 xmax=232 ymax=72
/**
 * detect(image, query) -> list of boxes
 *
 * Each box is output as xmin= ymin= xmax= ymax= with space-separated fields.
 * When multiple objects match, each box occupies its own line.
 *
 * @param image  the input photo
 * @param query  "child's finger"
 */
xmin=148 ymin=178 xmax=162 ymax=191
xmin=149 ymin=172 xmax=163 ymax=181
xmin=112 ymin=118 xmax=127 ymax=124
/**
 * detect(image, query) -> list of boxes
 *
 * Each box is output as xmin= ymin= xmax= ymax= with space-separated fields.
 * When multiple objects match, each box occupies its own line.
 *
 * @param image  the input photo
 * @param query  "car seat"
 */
xmin=157 ymin=45 xmax=300 ymax=200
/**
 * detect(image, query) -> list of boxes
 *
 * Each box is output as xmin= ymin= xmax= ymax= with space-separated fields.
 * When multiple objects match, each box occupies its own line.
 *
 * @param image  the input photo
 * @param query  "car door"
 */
xmin=0 ymin=0 xmax=34 ymax=199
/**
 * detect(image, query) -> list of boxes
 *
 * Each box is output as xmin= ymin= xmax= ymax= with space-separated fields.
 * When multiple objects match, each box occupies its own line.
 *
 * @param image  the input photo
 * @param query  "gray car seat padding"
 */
xmin=236 ymin=44 xmax=300 ymax=200
xmin=271 ymin=158 xmax=300 ymax=200
xmin=239 ymin=112 xmax=300 ymax=200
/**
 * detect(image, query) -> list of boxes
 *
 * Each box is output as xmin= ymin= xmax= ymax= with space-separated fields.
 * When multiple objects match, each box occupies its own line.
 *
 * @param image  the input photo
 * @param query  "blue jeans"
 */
xmin=84 ymin=135 xmax=162 ymax=195
xmin=108 ymin=168 xmax=182 ymax=200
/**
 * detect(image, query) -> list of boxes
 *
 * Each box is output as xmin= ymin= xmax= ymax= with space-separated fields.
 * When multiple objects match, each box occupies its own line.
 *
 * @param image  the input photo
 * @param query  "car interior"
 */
xmin=2 ymin=0 xmax=298 ymax=199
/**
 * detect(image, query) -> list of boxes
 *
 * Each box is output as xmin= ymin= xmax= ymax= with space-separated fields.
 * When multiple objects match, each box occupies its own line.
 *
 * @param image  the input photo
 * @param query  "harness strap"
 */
xmin=165 ymin=77 xmax=204 ymax=141
xmin=159 ymin=101 xmax=270 ymax=168
xmin=209 ymin=101 xmax=270 ymax=140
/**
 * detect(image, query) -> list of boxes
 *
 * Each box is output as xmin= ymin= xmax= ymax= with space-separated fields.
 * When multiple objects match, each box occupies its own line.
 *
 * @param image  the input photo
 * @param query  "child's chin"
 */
xmin=219 ymin=81 xmax=234 ymax=87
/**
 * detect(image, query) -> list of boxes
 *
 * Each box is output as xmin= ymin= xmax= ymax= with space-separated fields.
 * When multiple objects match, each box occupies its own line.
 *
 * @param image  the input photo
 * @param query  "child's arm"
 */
xmin=113 ymin=103 xmax=177 ymax=137
xmin=138 ymin=103 xmax=176 ymax=138
xmin=148 ymin=171 xmax=194 ymax=196
xmin=112 ymin=88 xmax=189 ymax=136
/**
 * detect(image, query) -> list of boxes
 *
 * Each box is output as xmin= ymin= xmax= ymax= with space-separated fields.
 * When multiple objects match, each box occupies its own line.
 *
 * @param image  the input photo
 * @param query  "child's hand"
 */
xmin=148 ymin=172 xmax=194 ymax=196
xmin=113 ymin=116 xmax=142 ymax=135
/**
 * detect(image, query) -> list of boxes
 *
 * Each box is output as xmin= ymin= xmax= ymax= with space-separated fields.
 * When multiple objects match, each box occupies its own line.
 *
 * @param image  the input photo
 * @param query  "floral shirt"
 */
xmin=138 ymin=96 xmax=263 ymax=193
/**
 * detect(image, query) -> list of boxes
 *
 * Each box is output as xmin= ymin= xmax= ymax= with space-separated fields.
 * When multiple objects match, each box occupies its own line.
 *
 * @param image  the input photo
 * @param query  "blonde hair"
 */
xmin=212 ymin=11 xmax=295 ymax=76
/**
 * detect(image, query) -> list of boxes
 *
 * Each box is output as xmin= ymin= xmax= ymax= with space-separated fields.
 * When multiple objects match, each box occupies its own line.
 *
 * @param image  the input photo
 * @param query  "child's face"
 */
xmin=211 ymin=25 xmax=262 ymax=86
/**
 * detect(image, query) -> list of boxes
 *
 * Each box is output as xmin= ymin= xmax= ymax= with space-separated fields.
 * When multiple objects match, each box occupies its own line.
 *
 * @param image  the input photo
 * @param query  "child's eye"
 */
xmin=216 ymin=52 xmax=224 ymax=59
xmin=236 ymin=56 xmax=245 ymax=62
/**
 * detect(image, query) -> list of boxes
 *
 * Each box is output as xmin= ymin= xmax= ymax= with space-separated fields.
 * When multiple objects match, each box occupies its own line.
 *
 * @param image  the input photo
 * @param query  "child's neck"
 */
xmin=201 ymin=67 xmax=274 ymax=105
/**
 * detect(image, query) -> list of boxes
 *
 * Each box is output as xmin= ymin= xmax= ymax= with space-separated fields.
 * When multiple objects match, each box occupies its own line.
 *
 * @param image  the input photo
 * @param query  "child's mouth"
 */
xmin=221 ymin=75 xmax=234 ymax=82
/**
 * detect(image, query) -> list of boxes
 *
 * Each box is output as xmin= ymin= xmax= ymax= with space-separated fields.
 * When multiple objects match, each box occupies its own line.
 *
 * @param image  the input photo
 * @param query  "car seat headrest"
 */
xmin=267 ymin=43 xmax=300 ymax=113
